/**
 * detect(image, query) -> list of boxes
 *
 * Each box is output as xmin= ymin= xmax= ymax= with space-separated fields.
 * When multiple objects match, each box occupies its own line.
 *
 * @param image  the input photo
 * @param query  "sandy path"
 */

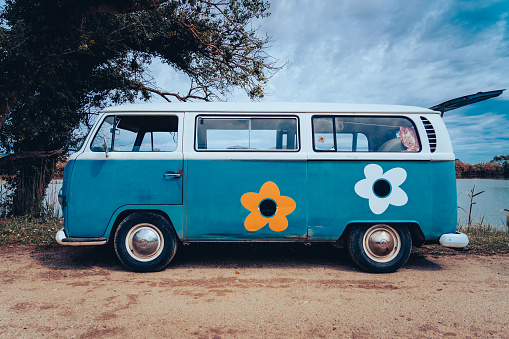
xmin=0 ymin=243 xmax=508 ymax=338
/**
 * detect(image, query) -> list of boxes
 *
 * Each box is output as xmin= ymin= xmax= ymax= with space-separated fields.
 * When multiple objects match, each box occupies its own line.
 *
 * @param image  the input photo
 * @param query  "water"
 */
xmin=457 ymin=179 xmax=509 ymax=227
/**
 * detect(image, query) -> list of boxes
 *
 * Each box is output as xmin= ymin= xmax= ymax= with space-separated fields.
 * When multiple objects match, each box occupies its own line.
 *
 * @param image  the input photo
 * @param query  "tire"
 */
xmin=347 ymin=224 xmax=411 ymax=273
xmin=114 ymin=212 xmax=178 ymax=272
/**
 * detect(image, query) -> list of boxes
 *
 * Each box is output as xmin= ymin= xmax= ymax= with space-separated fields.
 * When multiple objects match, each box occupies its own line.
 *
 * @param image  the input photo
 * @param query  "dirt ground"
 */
xmin=0 ymin=243 xmax=508 ymax=339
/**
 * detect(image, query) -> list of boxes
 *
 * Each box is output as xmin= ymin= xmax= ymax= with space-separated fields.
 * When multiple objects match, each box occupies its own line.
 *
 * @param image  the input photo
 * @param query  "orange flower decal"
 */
xmin=241 ymin=181 xmax=296 ymax=232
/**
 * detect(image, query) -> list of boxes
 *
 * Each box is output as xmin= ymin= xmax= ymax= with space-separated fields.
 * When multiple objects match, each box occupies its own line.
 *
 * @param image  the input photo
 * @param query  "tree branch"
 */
xmin=197 ymin=0 xmax=253 ymax=42
xmin=0 ymin=150 xmax=64 ymax=168
xmin=81 ymin=0 xmax=169 ymax=16
xmin=151 ymin=9 xmax=225 ymax=57
xmin=131 ymin=84 xmax=211 ymax=102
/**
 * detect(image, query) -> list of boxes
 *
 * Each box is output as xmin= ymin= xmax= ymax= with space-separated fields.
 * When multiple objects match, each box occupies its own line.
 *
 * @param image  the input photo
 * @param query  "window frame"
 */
xmin=194 ymin=115 xmax=301 ymax=152
xmin=312 ymin=115 xmax=422 ymax=153
xmin=89 ymin=114 xmax=179 ymax=153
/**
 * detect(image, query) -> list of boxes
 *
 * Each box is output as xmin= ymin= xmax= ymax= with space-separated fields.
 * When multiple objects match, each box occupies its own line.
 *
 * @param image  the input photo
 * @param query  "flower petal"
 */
xmin=244 ymin=212 xmax=268 ymax=232
xmin=355 ymin=178 xmax=375 ymax=199
xmin=364 ymin=164 xmax=383 ymax=180
xmin=369 ymin=197 xmax=390 ymax=215
xmin=268 ymin=214 xmax=289 ymax=232
xmin=259 ymin=181 xmax=281 ymax=199
xmin=241 ymin=192 xmax=260 ymax=212
xmin=382 ymin=167 xmax=407 ymax=187
xmin=275 ymin=195 xmax=296 ymax=216
xmin=387 ymin=186 xmax=408 ymax=206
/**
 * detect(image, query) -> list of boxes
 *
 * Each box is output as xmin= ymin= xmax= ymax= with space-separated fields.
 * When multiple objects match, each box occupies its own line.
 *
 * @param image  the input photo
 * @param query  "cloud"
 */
xmin=4 ymin=0 xmax=504 ymax=162
xmin=444 ymin=101 xmax=509 ymax=162
xmin=147 ymin=0 xmax=508 ymax=163
xmin=250 ymin=0 xmax=508 ymax=105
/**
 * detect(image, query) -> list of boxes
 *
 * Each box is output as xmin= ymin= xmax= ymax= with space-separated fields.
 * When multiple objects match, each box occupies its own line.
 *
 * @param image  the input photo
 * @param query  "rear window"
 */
xmin=312 ymin=116 xmax=420 ymax=152
xmin=196 ymin=116 xmax=299 ymax=151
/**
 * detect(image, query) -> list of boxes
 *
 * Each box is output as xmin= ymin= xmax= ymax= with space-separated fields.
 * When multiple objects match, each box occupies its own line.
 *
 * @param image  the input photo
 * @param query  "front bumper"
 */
xmin=439 ymin=232 xmax=469 ymax=248
xmin=56 ymin=228 xmax=108 ymax=246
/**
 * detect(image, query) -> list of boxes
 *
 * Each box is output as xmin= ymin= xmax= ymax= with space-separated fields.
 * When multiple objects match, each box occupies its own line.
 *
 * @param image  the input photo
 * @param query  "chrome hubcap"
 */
xmin=362 ymin=224 xmax=400 ymax=263
xmin=126 ymin=224 xmax=164 ymax=262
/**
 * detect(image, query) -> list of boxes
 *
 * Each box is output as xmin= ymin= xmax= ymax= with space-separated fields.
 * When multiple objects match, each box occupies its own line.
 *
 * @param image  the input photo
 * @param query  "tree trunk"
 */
xmin=3 ymin=156 xmax=58 ymax=216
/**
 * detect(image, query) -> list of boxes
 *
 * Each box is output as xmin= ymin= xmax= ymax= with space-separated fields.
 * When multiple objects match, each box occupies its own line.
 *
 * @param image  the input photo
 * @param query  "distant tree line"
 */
xmin=456 ymin=154 xmax=509 ymax=179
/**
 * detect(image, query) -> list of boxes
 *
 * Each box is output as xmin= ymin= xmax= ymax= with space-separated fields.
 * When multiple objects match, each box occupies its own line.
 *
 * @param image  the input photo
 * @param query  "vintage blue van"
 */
xmin=56 ymin=102 xmax=468 ymax=273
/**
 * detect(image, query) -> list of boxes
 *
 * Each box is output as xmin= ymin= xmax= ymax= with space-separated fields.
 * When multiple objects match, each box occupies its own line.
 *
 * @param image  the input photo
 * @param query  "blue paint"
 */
xmin=431 ymin=161 xmax=457 ymax=238
xmin=103 ymin=204 xmax=185 ymax=240
xmin=61 ymin=159 xmax=75 ymax=233
xmin=185 ymin=160 xmax=308 ymax=240
xmin=65 ymin=159 xmax=182 ymax=237
xmin=307 ymin=160 xmax=456 ymax=240
xmin=62 ymin=158 xmax=456 ymax=241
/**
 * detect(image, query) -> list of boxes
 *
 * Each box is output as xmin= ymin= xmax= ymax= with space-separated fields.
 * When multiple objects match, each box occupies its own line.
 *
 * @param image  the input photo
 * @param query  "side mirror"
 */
xmin=103 ymin=136 xmax=109 ymax=158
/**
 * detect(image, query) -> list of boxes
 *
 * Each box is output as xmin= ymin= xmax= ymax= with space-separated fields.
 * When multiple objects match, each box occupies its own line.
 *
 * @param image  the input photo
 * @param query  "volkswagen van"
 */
xmin=56 ymin=102 xmax=468 ymax=273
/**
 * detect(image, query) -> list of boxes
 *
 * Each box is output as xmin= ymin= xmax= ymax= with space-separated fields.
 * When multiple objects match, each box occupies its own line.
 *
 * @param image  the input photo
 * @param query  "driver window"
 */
xmin=91 ymin=115 xmax=178 ymax=152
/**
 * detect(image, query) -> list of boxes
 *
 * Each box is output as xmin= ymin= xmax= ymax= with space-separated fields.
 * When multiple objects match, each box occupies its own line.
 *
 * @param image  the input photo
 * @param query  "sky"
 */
xmin=150 ymin=0 xmax=509 ymax=163
xmin=1 ymin=0 xmax=507 ymax=163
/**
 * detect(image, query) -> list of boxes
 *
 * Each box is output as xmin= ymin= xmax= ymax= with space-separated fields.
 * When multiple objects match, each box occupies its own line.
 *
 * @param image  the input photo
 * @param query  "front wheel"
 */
xmin=347 ymin=224 xmax=411 ymax=273
xmin=114 ymin=212 xmax=178 ymax=272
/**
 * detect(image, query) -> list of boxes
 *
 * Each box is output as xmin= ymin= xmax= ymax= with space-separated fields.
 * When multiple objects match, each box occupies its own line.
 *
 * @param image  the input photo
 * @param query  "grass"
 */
xmin=1 ymin=216 xmax=508 ymax=255
xmin=413 ymin=221 xmax=509 ymax=256
xmin=0 ymin=216 xmax=60 ymax=248
xmin=457 ymin=222 xmax=509 ymax=254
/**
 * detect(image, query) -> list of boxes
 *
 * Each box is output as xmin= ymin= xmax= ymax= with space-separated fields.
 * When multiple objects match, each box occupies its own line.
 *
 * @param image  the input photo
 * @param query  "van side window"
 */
xmin=313 ymin=116 xmax=420 ymax=152
xmin=90 ymin=115 xmax=178 ymax=152
xmin=196 ymin=116 xmax=299 ymax=151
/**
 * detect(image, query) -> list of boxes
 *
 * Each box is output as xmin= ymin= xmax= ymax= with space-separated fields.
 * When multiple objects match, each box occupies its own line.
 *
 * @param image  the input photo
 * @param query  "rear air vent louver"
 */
xmin=420 ymin=116 xmax=437 ymax=153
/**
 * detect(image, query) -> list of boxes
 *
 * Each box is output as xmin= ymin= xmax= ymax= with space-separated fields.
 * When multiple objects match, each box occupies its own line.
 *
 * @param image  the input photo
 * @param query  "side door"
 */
xmin=185 ymin=114 xmax=308 ymax=240
xmin=67 ymin=113 xmax=184 ymax=238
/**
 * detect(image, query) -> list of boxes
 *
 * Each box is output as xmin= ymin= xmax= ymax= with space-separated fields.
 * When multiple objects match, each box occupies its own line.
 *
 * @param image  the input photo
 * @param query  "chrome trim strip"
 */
xmin=56 ymin=228 xmax=108 ymax=246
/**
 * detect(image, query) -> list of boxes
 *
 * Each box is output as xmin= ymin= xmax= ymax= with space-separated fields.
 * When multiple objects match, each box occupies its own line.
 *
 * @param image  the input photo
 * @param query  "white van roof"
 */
xmin=101 ymin=102 xmax=437 ymax=114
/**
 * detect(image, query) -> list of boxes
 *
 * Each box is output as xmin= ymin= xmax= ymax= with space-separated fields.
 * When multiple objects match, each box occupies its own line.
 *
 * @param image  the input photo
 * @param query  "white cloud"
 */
xmin=444 ymin=107 xmax=509 ymax=162
xmin=142 ymin=1 xmax=509 ymax=162
xmin=245 ymin=0 xmax=508 ymax=106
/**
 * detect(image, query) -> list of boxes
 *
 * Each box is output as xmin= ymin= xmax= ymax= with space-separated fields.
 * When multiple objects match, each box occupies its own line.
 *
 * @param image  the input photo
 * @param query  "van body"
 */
xmin=56 ymin=102 xmax=468 ymax=273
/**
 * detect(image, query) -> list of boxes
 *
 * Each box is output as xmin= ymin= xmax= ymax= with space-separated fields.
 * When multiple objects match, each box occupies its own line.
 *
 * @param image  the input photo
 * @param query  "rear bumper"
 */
xmin=55 ymin=228 xmax=108 ymax=246
xmin=439 ymin=232 xmax=469 ymax=248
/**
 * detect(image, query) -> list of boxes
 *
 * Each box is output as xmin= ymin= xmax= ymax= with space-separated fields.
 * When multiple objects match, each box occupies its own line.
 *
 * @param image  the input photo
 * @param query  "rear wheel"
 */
xmin=347 ymin=224 xmax=411 ymax=273
xmin=114 ymin=212 xmax=178 ymax=272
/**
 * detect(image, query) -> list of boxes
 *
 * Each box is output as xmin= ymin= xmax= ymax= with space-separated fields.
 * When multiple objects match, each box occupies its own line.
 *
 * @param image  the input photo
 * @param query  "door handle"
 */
xmin=163 ymin=170 xmax=182 ymax=179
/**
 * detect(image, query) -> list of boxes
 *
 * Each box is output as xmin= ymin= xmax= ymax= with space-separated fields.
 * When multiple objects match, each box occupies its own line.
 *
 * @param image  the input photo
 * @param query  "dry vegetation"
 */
xmin=0 ymin=216 xmax=60 ymax=248
xmin=455 ymin=160 xmax=509 ymax=179
xmin=1 ymin=216 xmax=507 ymax=255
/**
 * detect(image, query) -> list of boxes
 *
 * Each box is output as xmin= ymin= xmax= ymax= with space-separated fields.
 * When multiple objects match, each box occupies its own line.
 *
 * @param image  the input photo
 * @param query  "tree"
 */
xmin=491 ymin=154 xmax=509 ymax=177
xmin=491 ymin=154 xmax=509 ymax=163
xmin=0 ymin=0 xmax=278 ymax=215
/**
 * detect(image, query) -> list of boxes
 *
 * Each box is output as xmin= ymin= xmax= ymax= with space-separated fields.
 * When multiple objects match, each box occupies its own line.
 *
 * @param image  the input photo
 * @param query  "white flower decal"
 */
xmin=354 ymin=164 xmax=408 ymax=215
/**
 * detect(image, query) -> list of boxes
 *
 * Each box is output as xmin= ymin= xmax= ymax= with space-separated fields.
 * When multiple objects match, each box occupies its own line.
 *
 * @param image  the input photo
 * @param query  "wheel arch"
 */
xmin=107 ymin=208 xmax=178 ymax=245
xmin=335 ymin=221 xmax=425 ymax=248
